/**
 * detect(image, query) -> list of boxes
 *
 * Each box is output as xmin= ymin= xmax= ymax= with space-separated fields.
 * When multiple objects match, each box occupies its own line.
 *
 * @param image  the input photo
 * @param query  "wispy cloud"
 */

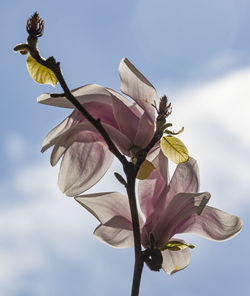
xmin=1 ymin=66 xmax=249 ymax=294
xmin=161 ymin=67 xmax=250 ymax=212
xmin=0 ymin=153 xmax=125 ymax=295
xmin=4 ymin=132 xmax=28 ymax=162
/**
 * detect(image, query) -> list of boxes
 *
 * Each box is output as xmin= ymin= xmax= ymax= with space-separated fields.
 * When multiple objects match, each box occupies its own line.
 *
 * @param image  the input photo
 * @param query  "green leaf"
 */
xmin=136 ymin=160 xmax=155 ymax=180
xmin=161 ymin=241 xmax=195 ymax=251
xmin=160 ymin=136 xmax=189 ymax=164
xmin=26 ymin=55 xmax=58 ymax=86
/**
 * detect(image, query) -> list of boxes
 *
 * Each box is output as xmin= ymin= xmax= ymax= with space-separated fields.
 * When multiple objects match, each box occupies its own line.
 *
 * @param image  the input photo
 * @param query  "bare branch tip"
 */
xmin=26 ymin=12 xmax=44 ymax=38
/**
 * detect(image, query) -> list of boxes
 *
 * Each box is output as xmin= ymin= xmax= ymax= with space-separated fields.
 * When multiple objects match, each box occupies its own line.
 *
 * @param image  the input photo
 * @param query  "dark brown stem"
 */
xmin=124 ymin=163 xmax=144 ymax=296
xmin=28 ymin=47 xmax=144 ymax=296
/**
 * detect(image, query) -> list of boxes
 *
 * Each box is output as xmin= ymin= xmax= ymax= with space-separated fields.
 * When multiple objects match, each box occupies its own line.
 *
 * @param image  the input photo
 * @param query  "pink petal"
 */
xmin=133 ymin=113 xmax=155 ymax=148
xmin=166 ymin=157 xmax=200 ymax=206
xmin=153 ymin=192 xmax=210 ymax=247
xmin=138 ymin=147 xmax=169 ymax=247
xmin=106 ymin=88 xmax=136 ymax=109
xmin=75 ymin=192 xmax=144 ymax=248
xmin=37 ymin=84 xmax=115 ymax=108
xmin=45 ymin=119 xmax=132 ymax=166
xmin=107 ymin=88 xmax=155 ymax=148
xmin=58 ymin=133 xmax=114 ymax=196
xmin=94 ymin=218 xmax=134 ymax=248
xmin=50 ymin=127 xmax=104 ymax=166
xmin=61 ymin=100 xmax=118 ymax=130
xmin=150 ymin=148 xmax=170 ymax=183
xmin=175 ymin=206 xmax=243 ymax=241
xmin=138 ymin=149 xmax=170 ymax=247
xmin=41 ymin=116 xmax=74 ymax=153
xmin=128 ymin=102 xmax=144 ymax=118
xmin=161 ymin=239 xmax=191 ymax=275
xmin=75 ymin=102 xmax=119 ymax=129
xmin=41 ymin=99 xmax=118 ymax=154
xmin=139 ymin=171 xmax=168 ymax=249
xmin=138 ymin=169 xmax=166 ymax=223
xmin=110 ymin=92 xmax=139 ymax=143
xmin=75 ymin=192 xmax=132 ymax=224
xmin=119 ymin=58 xmax=157 ymax=123
xmin=100 ymin=122 xmax=133 ymax=155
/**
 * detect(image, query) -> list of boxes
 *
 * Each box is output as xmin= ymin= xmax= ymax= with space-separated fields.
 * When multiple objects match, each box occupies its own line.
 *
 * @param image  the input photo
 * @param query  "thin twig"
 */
xmin=21 ymin=12 xmax=170 ymax=295
xmin=29 ymin=41 xmax=144 ymax=296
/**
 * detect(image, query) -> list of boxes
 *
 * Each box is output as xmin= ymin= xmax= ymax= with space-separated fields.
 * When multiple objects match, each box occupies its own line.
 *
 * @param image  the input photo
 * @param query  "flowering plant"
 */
xmin=14 ymin=12 xmax=242 ymax=296
xmin=76 ymin=152 xmax=242 ymax=274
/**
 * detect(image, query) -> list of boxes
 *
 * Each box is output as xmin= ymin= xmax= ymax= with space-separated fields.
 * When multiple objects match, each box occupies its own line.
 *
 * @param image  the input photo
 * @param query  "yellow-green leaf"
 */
xmin=160 ymin=136 xmax=189 ymax=164
xmin=26 ymin=55 xmax=58 ymax=86
xmin=136 ymin=160 xmax=155 ymax=180
xmin=161 ymin=241 xmax=195 ymax=251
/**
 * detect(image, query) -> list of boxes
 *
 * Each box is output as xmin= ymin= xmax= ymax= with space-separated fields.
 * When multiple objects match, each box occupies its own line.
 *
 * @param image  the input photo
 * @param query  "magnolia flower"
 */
xmin=38 ymin=58 xmax=157 ymax=196
xmin=75 ymin=152 xmax=242 ymax=274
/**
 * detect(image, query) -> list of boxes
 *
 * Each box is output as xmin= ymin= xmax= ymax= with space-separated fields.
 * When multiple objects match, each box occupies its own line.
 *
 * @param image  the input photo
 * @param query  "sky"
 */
xmin=1 ymin=0 xmax=250 ymax=295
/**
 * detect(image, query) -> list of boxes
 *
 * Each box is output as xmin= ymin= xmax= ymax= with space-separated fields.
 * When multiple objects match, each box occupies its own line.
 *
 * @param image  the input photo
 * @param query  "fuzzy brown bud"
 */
xmin=26 ymin=12 xmax=44 ymax=38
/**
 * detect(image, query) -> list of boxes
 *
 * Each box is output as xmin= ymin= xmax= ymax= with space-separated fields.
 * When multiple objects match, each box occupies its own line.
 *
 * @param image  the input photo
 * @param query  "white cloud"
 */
xmin=4 ymin=132 xmax=28 ymax=162
xmin=2 ymin=67 xmax=250 ymax=294
xmin=0 ymin=155 xmax=124 ymax=295
xmin=160 ymin=67 xmax=250 ymax=212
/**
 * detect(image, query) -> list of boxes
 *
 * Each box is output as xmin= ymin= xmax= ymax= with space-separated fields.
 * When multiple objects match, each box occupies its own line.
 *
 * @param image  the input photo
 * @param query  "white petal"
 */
xmin=166 ymin=157 xmax=200 ymax=205
xmin=161 ymin=239 xmax=191 ymax=275
xmin=58 ymin=135 xmax=114 ymax=196
xmin=41 ymin=115 xmax=74 ymax=152
xmin=94 ymin=219 xmax=134 ymax=248
xmin=133 ymin=113 xmax=155 ymax=148
xmin=75 ymin=192 xmax=132 ymax=223
xmin=119 ymin=58 xmax=157 ymax=122
xmin=154 ymin=192 xmax=210 ymax=246
xmin=37 ymin=84 xmax=114 ymax=108
xmin=176 ymin=206 xmax=243 ymax=241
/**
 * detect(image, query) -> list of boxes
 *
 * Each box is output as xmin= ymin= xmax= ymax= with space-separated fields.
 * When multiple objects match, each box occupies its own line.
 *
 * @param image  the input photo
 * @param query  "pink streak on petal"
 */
xmin=106 ymin=88 xmax=135 ymax=109
xmin=175 ymin=206 xmax=243 ymax=241
xmin=153 ymin=192 xmax=210 ymax=247
xmin=78 ymin=102 xmax=119 ymax=129
xmin=129 ymin=102 xmax=144 ymax=118
xmin=41 ymin=99 xmax=119 ymax=153
xmin=151 ymin=148 xmax=170 ymax=185
xmin=47 ymin=119 xmax=132 ymax=166
xmin=138 ymin=169 xmax=166 ymax=221
xmin=110 ymin=92 xmax=139 ymax=142
xmin=134 ymin=113 xmax=155 ymax=148
xmin=50 ymin=126 xmax=105 ymax=167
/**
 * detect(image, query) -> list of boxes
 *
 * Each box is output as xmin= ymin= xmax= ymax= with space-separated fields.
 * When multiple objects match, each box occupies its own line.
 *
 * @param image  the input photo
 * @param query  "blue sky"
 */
xmin=1 ymin=0 xmax=250 ymax=295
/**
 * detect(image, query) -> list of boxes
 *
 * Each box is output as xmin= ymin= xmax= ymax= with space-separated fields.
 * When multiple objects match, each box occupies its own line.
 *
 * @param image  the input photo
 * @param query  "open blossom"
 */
xmin=75 ymin=152 xmax=242 ymax=274
xmin=38 ymin=58 xmax=157 ymax=196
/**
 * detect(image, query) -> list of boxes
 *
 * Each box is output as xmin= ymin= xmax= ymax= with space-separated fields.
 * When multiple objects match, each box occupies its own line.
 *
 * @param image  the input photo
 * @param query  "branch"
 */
xmin=124 ymin=163 xmax=143 ymax=295
xmin=34 ymin=52 xmax=128 ymax=166
xmin=19 ymin=12 xmax=150 ymax=296
xmin=33 ymin=52 xmax=144 ymax=295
